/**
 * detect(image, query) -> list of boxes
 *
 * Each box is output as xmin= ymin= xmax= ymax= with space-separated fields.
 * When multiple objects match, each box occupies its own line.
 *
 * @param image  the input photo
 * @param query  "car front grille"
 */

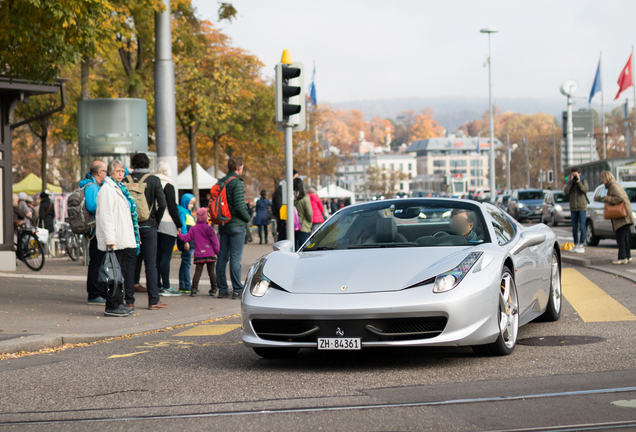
xmin=252 ymin=317 xmax=448 ymax=343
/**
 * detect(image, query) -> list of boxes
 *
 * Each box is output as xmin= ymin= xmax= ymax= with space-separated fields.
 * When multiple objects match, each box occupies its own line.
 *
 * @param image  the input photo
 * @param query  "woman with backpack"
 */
xmin=293 ymin=178 xmax=313 ymax=250
xmin=154 ymin=162 xmax=182 ymax=297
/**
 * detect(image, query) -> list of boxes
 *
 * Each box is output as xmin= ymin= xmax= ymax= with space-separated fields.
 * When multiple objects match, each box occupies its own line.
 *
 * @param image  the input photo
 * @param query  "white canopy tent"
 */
xmin=316 ymin=184 xmax=355 ymax=203
xmin=177 ymin=163 xmax=218 ymax=189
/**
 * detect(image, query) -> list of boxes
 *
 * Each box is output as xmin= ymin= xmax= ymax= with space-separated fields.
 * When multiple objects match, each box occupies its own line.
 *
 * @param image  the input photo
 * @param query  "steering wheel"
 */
xmin=432 ymin=230 xmax=451 ymax=238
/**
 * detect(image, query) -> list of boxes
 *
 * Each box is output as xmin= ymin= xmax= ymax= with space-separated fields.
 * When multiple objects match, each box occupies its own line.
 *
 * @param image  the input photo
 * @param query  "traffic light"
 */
xmin=275 ymin=50 xmax=305 ymax=132
xmin=547 ymin=170 xmax=554 ymax=183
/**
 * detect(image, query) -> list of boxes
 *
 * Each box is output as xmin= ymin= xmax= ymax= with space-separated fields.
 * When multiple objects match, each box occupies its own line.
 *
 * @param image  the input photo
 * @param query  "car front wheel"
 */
xmin=473 ymin=267 xmax=519 ymax=356
xmin=586 ymin=220 xmax=600 ymax=246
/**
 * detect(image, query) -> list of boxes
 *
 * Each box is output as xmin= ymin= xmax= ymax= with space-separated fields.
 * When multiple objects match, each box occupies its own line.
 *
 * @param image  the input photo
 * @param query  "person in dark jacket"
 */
xmin=564 ymin=167 xmax=589 ymax=254
xmin=271 ymin=169 xmax=298 ymax=241
xmin=154 ymin=161 xmax=182 ymax=297
xmin=254 ymin=190 xmax=271 ymax=244
xmin=122 ymin=153 xmax=168 ymax=310
xmin=38 ymin=191 xmax=55 ymax=233
xmin=216 ymin=156 xmax=251 ymax=299
xmin=81 ymin=160 xmax=108 ymax=305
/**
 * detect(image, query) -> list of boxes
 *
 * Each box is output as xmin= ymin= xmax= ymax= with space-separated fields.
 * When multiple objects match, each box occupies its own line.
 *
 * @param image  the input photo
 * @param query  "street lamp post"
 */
xmin=481 ymin=27 xmax=498 ymax=202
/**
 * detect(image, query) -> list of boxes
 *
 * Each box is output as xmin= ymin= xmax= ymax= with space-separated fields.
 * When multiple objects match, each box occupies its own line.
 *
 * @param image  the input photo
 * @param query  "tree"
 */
xmin=364 ymin=166 xmax=408 ymax=198
xmin=410 ymin=109 xmax=444 ymax=140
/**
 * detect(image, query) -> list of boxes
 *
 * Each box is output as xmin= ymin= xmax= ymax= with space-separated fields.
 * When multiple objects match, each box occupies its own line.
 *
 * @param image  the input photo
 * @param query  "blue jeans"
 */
xmin=179 ymin=245 xmax=194 ymax=290
xmin=216 ymin=226 xmax=246 ymax=294
xmin=571 ymin=210 xmax=587 ymax=245
xmin=295 ymin=230 xmax=310 ymax=250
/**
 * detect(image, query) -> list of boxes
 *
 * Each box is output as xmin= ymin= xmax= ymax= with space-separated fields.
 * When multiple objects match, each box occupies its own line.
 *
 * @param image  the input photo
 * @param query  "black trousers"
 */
xmin=276 ymin=219 xmax=286 ymax=241
xmin=103 ymin=249 xmax=129 ymax=311
xmin=616 ymin=224 xmax=632 ymax=260
xmin=192 ymin=261 xmax=217 ymax=293
xmin=87 ymin=236 xmax=105 ymax=300
xmin=124 ymin=227 xmax=160 ymax=306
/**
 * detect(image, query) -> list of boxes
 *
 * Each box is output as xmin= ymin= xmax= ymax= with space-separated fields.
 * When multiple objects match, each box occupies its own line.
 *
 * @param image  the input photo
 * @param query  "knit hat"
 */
xmin=196 ymin=207 xmax=208 ymax=221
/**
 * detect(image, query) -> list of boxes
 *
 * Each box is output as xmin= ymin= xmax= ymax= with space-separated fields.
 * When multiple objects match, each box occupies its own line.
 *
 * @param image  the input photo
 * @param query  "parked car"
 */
xmin=508 ymin=189 xmax=546 ymax=222
xmin=495 ymin=194 xmax=511 ymax=212
xmin=585 ymin=181 xmax=636 ymax=246
xmin=540 ymin=191 xmax=571 ymax=226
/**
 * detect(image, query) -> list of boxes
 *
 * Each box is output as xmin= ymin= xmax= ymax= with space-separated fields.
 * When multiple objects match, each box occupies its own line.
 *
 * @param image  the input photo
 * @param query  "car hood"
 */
xmin=262 ymin=246 xmax=482 ymax=294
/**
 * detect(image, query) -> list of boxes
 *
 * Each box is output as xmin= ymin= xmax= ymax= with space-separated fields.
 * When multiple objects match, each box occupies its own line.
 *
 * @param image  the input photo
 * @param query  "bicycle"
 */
xmin=48 ymin=222 xmax=81 ymax=261
xmin=14 ymin=225 xmax=45 ymax=271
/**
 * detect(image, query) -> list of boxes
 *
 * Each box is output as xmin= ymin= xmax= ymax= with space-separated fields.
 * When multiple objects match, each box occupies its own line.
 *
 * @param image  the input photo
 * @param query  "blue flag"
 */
xmin=589 ymin=57 xmax=602 ymax=104
xmin=308 ymin=66 xmax=317 ymax=105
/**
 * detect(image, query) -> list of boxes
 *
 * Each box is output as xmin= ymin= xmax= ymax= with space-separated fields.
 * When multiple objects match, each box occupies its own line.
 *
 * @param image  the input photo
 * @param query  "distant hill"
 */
xmin=329 ymin=96 xmax=612 ymax=132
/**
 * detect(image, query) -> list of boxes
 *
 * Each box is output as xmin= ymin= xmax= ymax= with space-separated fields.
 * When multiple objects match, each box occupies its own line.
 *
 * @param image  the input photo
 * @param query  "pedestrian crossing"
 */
xmin=561 ymin=268 xmax=636 ymax=322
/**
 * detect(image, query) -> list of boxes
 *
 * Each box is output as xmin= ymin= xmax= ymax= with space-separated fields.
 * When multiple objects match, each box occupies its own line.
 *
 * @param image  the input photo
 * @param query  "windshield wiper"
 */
xmin=347 ymin=243 xmax=418 ymax=249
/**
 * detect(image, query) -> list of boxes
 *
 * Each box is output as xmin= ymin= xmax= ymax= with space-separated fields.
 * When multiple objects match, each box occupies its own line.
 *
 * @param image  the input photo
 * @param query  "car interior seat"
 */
xmin=364 ymin=218 xmax=408 ymax=244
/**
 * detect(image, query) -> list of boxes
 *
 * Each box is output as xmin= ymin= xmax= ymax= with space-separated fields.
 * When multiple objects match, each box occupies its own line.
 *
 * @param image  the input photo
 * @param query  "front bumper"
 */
xmin=241 ymin=268 xmax=501 ymax=349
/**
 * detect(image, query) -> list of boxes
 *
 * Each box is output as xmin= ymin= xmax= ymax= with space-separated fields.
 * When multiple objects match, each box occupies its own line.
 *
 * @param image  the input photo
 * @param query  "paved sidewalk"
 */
xmin=0 ymin=242 xmax=273 ymax=354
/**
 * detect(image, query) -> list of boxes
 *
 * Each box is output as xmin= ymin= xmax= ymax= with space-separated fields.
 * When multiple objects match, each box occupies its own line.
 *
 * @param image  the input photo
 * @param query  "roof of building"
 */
xmin=406 ymin=137 xmax=503 ymax=153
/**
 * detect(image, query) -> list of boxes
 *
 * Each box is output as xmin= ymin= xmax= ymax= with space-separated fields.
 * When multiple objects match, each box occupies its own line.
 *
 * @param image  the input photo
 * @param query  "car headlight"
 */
xmin=247 ymin=257 xmax=271 ymax=297
xmin=432 ymin=252 xmax=483 ymax=293
xmin=554 ymin=205 xmax=562 ymax=212
xmin=517 ymin=203 xmax=524 ymax=209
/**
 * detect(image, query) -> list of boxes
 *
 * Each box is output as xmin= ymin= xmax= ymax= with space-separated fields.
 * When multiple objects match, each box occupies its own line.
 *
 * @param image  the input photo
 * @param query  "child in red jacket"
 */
xmin=178 ymin=208 xmax=220 ymax=296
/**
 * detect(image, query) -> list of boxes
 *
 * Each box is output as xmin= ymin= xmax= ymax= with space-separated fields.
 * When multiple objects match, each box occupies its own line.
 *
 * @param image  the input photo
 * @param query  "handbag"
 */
xmin=98 ymin=250 xmax=125 ymax=296
xmin=604 ymin=202 xmax=628 ymax=220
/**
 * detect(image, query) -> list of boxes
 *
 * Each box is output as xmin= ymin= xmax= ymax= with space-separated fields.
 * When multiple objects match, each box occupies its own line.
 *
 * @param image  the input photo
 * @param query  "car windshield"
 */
xmin=302 ymin=200 xmax=489 ymax=251
xmin=519 ymin=191 xmax=544 ymax=200
xmin=553 ymin=192 xmax=569 ymax=203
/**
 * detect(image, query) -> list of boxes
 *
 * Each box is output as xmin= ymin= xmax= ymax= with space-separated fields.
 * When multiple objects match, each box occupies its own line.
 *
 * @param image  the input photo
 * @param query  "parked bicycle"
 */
xmin=48 ymin=222 xmax=81 ymax=261
xmin=14 ymin=224 xmax=45 ymax=271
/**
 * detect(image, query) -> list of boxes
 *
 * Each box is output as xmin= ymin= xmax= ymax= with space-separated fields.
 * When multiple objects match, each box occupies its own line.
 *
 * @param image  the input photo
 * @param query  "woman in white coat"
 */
xmin=96 ymin=159 xmax=140 ymax=317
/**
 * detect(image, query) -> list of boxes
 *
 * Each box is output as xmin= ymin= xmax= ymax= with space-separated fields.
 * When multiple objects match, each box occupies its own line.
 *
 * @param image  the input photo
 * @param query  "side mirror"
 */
xmin=273 ymin=239 xmax=293 ymax=252
xmin=511 ymin=231 xmax=546 ymax=255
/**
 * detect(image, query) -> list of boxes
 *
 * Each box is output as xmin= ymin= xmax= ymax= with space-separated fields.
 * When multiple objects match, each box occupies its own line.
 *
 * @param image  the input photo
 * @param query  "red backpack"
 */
xmin=208 ymin=177 xmax=237 ymax=225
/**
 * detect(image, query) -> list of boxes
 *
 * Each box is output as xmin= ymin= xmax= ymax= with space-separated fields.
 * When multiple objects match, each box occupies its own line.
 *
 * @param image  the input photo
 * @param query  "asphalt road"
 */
xmin=1 ymin=260 xmax=635 ymax=431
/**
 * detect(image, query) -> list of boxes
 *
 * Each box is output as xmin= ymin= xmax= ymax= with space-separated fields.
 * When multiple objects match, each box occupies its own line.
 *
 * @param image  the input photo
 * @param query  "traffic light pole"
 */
xmin=284 ymin=125 xmax=295 ymax=250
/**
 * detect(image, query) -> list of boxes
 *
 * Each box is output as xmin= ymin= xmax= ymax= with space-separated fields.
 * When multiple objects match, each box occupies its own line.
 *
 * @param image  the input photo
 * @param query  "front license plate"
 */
xmin=317 ymin=337 xmax=361 ymax=350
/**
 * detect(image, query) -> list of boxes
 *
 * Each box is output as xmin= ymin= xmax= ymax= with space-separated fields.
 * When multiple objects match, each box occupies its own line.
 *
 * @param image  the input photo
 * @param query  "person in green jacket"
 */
xmin=216 ymin=156 xmax=251 ymax=299
xmin=564 ymin=167 xmax=589 ymax=254
xmin=293 ymin=177 xmax=313 ymax=250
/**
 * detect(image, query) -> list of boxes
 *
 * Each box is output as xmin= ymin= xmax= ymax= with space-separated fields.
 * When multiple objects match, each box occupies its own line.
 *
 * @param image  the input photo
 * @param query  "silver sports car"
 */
xmin=241 ymin=198 xmax=562 ymax=358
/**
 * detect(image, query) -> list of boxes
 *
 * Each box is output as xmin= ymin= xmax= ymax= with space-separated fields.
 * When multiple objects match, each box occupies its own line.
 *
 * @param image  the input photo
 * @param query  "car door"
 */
xmin=541 ymin=192 xmax=552 ymax=220
xmin=591 ymin=185 xmax=612 ymax=236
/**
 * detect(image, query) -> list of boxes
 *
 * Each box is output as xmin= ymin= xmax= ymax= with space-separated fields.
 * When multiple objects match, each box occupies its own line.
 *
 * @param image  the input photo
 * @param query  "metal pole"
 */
xmin=155 ymin=0 xmax=179 ymax=189
xmin=566 ymin=94 xmax=573 ymax=167
xmin=552 ymin=123 xmax=557 ymax=189
xmin=506 ymin=131 xmax=511 ymax=191
xmin=488 ymin=33 xmax=496 ymax=201
xmin=285 ymin=125 xmax=295 ymax=250
xmin=525 ymin=133 xmax=530 ymax=188
xmin=626 ymin=99 xmax=631 ymax=158
xmin=601 ymin=51 xmax=606 ymax=160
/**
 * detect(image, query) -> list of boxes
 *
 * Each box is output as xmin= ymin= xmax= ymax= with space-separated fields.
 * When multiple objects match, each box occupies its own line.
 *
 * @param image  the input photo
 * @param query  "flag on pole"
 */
xmin=308 ymin=65 xmax=317 ymax=105
xmin=589 ymin=57 xmax=602 ymax=104
xmin=614 ymin=53 xmax=633 ymax=100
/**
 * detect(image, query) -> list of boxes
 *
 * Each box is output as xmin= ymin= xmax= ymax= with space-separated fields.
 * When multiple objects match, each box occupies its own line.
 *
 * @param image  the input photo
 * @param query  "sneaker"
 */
xmin=104 ymin=305 xmax=132 ymax=317
xmin=629 ymin=258 xmax=633 ymax=263
xmin=159 ymin=287 xmax=182 ymax=297
xmin=612 ymin=258 xmax=629 ymax=265
xmin=148 ymin=302 xmax=168 ymax=310
xmin=87 ymin=296 xmax=106 ymax=305
xmin=209 ymin=288 xmax=218 ymax=297
xmin=231 ymin=291 xmax=242 ymax=300
xmin=217 ymin=292 xmax=229 ymax=299
xmin=179 ymin=287 xmax=191 ymax=294
xmin=573 ymin=246 xmax=585 ymax=254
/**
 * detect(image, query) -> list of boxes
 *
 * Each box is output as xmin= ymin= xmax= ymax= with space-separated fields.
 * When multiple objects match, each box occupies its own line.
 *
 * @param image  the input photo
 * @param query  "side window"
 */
xmin=484 ymin=204 xmax=515 ymax=245
xmin=593 ymin=185 xmax=606 ymax=202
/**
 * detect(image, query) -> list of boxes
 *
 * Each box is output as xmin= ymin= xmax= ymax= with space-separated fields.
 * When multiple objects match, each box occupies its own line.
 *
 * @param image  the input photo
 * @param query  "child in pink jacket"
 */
xmin=178 ymin=208 xmax=220 ymax=296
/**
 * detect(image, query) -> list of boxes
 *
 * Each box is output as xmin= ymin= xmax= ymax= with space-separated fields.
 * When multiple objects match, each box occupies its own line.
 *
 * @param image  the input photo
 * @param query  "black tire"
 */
xmin=18 ymin=231 xmax=45 ymax=271
xmin=537 ymin=250 xmax=562 ymax=322
xmin=552 ymin=213 xmax=558 ymax=227
xmin=585 ymin=220 xmax=600 ymax=246
xmin=252 ymin=347 xmax=299 ymax=359
xmin=66 ymin=233 xmax=80 ymax=261
xmin=473 ymin=266 xmax=518 ymax=356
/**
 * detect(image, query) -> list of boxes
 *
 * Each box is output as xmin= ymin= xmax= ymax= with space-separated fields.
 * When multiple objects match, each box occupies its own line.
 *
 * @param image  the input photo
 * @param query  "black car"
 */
xmin=508 ymin=189 xmax=545 ymax=222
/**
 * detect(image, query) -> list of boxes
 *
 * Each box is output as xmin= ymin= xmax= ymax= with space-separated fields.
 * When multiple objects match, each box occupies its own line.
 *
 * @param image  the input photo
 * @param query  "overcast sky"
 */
xmin=193 ymin=0 xmax=635 ymax=108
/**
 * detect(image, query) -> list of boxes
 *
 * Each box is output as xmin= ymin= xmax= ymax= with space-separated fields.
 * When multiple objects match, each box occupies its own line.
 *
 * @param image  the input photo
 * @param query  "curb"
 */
xmin=588 ymin=265 xmax=636 ymax=285
xmin=0 ymin=308 xmax=240 ymax=355
xmin=561 ymin=256 xmax=614 ymax=266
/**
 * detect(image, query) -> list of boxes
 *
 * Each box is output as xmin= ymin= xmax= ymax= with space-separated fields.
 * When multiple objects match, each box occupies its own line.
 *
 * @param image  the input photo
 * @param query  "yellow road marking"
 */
xmin=108 ymin=351 xmax=149 ymax=359
xmin=174 ymin=324 xmax=241 ymax=336
xmin=562 ymin=268 xmax=636 ymax=322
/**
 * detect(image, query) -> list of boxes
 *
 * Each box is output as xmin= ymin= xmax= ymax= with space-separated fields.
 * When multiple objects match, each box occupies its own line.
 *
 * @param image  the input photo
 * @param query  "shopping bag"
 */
xmin=98 ymin=250 xmax=124 ymax=295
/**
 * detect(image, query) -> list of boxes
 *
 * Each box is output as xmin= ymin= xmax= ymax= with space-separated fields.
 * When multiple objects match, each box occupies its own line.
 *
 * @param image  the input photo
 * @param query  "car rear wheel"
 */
xmin=538 ymin=250 xmax=562 ymax=322
xmin=253 ymin=347 xmax=300 ymax=359
xmin=586 ymin=220 xmax=600 ymax=246
xmin=473 ymin=267 xmax=519 ymax=356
